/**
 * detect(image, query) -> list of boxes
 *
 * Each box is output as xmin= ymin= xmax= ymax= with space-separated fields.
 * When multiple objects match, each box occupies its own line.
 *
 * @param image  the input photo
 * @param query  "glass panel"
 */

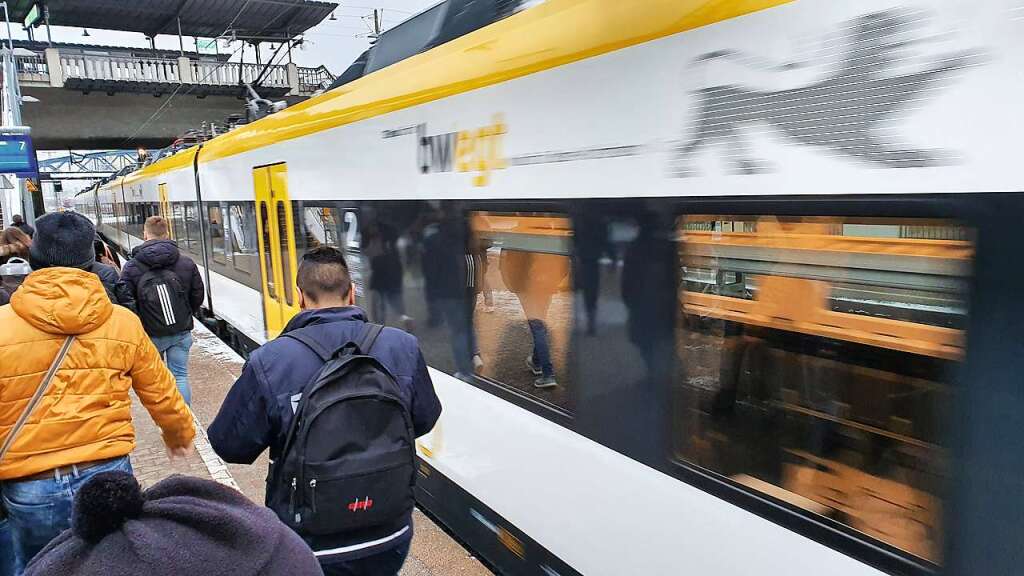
xmin=229 ymin=203 xmax=257 ymax=274
xmin=300 ymin=206 xmax=343 ymax=251
xmin=277 ymin=201 xmax=293 ymax=306
xmin=184 ymin=203 xmax=198 ymax=251
xmin=208 ymin=204 xmax=226 ymax=264
xmin=172 ymin=203 xmax=185 ymax=244
xmin=258 ymin=201 xmax=277 ymax=300
xmin=468 ymin=211 xmax=574 ymax=411
xmin=673 ymin=215 xmax=972 ymax=565
xmin=343 ymin=210 xmax=364 ymax=300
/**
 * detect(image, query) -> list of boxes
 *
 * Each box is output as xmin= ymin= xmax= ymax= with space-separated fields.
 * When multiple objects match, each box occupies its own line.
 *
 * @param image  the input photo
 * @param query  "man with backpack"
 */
xmin=119 ymin=216 xmax=204 ymax=405
xmin=208 ymin=246 xmax=442 ymax=576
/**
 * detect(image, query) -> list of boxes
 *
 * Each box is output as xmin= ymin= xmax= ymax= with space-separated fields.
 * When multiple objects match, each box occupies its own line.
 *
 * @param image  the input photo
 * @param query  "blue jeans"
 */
xmin=528 ymin=318 xmax=554 ymax=377
xmin=151 ymin=331 xmax=193 ymax=405
xmin=1 ymin=456 xmax=132 ymax=574
xmin=321 ymin=541 xmax=411 ymax=576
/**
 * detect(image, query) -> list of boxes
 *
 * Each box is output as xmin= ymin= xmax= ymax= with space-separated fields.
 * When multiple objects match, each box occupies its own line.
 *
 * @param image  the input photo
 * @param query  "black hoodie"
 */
xmin=118 ymin=239 xmax=205 ymax=332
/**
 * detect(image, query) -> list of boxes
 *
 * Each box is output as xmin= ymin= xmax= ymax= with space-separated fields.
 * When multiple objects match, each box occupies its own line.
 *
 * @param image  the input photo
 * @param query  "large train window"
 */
xmin=467 ymin=211 xmax=574 ymax=411
xmin=207 ymin=204 xmax=226 ymax=264
xmin=673 ymin=215 xmax=971 ymax=564
xmin=228 ymin=203 xmax=257 ymax=274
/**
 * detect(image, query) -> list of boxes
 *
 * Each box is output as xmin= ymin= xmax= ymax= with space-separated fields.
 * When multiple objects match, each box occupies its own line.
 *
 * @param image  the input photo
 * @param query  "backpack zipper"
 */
xmin=290 ymin=477 xmax=300 ymax=523
xmin=309 ymin=479 xmax=318 ymax=514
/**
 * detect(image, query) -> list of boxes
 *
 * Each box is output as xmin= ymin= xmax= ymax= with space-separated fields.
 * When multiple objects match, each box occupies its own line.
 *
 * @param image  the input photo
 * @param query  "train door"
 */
xmin=253 ymin=163 xmax=300 ymax=339
xmin=158 ymin=183 xmax=175 ymax=238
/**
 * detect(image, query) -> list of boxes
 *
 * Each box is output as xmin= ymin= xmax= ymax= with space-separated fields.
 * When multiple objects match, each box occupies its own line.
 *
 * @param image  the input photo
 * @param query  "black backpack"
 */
xmin=134 ymin=261 xmax=192 ymax=337
xmin=267 ymin=323 xmax=417 ymax=536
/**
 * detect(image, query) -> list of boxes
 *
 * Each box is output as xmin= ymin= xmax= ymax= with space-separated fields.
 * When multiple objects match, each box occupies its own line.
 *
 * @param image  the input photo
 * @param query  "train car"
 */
xmin=75 ymin=0 xmax=1024 ymax=574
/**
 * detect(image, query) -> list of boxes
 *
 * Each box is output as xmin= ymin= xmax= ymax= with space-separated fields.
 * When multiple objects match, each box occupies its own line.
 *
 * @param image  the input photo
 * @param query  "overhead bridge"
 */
xmin=14 ymin=43 xmax=335 ymax=150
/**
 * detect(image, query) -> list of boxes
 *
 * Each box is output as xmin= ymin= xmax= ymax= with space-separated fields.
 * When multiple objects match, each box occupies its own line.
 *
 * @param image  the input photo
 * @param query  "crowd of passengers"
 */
xmin=0 ymin=211 xmax=441 ymax=576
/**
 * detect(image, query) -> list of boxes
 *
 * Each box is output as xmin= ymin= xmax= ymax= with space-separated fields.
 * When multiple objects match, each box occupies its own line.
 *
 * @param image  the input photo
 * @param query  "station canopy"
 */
xmin=3 ymin=0 xmax=338 ymax=40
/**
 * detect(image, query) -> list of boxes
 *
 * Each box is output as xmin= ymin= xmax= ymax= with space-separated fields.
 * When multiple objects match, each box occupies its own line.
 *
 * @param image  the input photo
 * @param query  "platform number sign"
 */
xmin=0 ymin=135 xmax=39 ymax=178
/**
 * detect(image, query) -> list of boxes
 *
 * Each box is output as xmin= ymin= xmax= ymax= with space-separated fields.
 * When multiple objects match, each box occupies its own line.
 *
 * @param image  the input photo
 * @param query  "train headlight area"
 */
xmin=46 ymin=0 xmax=1024 ymax=574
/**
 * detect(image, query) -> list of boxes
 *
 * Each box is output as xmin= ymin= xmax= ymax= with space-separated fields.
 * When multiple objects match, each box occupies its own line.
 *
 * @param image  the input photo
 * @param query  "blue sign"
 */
xmin=0 ymin=135 xmax=38 ymax=177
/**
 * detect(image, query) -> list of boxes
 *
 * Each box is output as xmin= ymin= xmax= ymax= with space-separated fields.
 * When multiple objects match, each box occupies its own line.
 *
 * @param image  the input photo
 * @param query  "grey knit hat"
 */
xmin=25 ymin=472 xmax=324 ymax=576
xmin=29 ymin=211 xmax=96 ymax=270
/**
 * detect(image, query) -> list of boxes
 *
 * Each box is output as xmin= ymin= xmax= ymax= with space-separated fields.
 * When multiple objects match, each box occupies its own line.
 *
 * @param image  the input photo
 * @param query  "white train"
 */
xmin=76 ymin=1 xmax=1024 ymax=574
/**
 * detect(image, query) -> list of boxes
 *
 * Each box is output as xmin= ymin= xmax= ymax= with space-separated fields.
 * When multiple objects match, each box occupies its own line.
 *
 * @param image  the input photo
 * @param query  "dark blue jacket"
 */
xmin=119 ymin=239 xmax=204 ymax=327
xmin=207 ymin=306 xmax=442 ymax=560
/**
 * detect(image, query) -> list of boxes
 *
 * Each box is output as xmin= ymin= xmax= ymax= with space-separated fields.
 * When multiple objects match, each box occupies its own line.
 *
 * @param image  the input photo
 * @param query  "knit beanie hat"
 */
xmin=29 ymin=211 xmax=96 ymax=270
xmin=24 ymin=472 xmax=324 ymax=576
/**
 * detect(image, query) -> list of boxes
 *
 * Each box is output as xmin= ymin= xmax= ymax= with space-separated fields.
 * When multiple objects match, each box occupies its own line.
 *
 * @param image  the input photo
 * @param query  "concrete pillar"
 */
xmin=44 ymin=48 xmax=62 ymax=87
xmin=286 ymin=62 xmax=300 ymax=96
xmin=177 ymin=57 xmax=194 ymax=84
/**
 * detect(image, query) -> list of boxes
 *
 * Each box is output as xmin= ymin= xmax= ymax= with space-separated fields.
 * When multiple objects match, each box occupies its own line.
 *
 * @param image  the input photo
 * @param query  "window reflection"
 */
xmin=228 ymin=203 xmax=257 ymax=274
xmin=468 ymin=212 xmax=574 ymax=411
xmin=674 ymin=215 xmax=970 ymax=564
xmin=208 ymin=204 xmax=225 ymax=264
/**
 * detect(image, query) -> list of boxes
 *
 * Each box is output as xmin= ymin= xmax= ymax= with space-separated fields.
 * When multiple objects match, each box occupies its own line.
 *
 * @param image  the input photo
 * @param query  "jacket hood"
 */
xmin=135 ymin=240 xmax=181 ymax=269
xmin=11 ymin=268 xmax=113 ymax=335
xmin=281 ymin=306 xmax=367 ymax=334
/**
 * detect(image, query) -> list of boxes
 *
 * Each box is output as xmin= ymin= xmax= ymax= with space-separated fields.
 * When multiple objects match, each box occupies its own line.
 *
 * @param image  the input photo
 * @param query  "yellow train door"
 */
xmin=253 ymin=163 xmax=300 ymax=339
xmin=157 ymin=183 xmax=175 ymax=239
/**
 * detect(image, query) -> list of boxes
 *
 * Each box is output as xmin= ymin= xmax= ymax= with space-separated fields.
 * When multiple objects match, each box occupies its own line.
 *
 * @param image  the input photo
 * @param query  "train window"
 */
xmin=257 ymin=201 xmax=277 ymax=300
xmin=277 ymin=201 xmax=295 ymax=306
xmin=342 ymin=210 xmax=363 ymax=300
xmin=466 ymin=211 xmax=574 ymax=411
xmin=172 ymin=203 xmax=185 ymax=244
xmin=208 ymin=204 xmax=226 ymax=264
xmin=228 ymin=203 xmax=257 ymax=274
xmin=299 ymin=205 xmax=344 ymax=252
xmin=673 ymin=215 xmax=971 ymax=564
xmin=184 ymin=203 xmax=199 ymax=252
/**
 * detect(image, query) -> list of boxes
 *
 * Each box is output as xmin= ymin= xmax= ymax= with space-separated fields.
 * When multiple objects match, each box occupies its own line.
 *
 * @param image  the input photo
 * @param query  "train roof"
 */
xmin=115 ymin=0 xmax=789 ymax=184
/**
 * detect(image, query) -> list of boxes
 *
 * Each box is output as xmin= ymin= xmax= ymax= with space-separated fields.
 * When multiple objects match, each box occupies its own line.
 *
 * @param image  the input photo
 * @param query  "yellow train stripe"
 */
xmin=122 ymin=147 xmax=197 ymax=186
xmin=190 ymin=0 xmax=792 ymax=165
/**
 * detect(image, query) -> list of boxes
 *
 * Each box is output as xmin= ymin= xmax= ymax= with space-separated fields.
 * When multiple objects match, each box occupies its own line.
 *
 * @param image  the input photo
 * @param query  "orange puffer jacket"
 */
xmin=0 ymin=267 xmax=195 ymax=480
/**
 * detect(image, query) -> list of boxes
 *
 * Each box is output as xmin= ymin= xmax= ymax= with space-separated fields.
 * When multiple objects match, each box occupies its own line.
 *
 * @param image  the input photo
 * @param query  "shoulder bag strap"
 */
xmin=0 ymin=336 xmax=76 ymax=464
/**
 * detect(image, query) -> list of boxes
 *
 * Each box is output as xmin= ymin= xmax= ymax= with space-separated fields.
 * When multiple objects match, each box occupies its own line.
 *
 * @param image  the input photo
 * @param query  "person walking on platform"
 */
xmin=0 ymin=211 xmax=195 ymax=575
xmin=0 ymin=227 xmax=32 ymax=307
xmin=209 ymin=246 xmax=442 ymax=576
xmin=119 ymin=216 xmax=205 ymax=405
xmin=9 ymin=216 xmax=32 ymax=239
xmin=24 ymin=471 xmax=323 ymax=576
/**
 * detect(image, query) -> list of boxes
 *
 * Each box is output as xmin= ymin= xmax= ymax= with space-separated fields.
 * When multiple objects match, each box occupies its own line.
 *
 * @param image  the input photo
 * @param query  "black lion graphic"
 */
xmin=672 ymin=8 xmax=987 ymax=177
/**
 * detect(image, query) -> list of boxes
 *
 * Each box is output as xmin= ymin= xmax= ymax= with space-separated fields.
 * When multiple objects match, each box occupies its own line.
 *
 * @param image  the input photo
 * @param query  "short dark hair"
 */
xmin=296 ymin=246 xmax=352 ymax=303
xmin=11 ymin=214 xmax=23 ymax=224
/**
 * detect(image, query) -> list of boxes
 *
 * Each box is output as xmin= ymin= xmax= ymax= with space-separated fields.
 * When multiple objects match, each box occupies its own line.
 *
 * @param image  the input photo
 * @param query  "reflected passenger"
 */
xmin=365 ymin=222 xmax=413 ymax=331
xmin=500 ymin=250 xmax=568 ymax=388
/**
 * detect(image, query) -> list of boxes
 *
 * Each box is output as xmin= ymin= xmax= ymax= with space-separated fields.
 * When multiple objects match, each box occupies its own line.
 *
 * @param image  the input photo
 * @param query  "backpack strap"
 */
xmin=357 ymin=323 xmax=384 ymax=355
xmin=281 ymin=329 xmax=333 ymax=361
xmin=284 ymin=322 xmax=383 ymax=360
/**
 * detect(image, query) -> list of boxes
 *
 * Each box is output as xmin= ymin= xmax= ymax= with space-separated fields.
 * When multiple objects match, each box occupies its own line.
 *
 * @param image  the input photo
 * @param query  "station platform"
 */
xmin=129 ymin=323 xmax=491 ymax=576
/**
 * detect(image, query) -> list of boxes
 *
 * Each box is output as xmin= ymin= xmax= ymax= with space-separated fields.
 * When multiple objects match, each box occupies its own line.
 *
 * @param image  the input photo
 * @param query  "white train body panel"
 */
xmin=79 ymin=1 xmax=1024 ymax=573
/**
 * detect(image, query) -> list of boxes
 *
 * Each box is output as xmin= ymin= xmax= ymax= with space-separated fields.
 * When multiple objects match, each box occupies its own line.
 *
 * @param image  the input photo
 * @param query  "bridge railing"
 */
xmin=61 ymin=54 xmax=181 ymax=83
xmin=298 ymin=65 xmax=336 ymax=93
xmin=14 ymin=53 xmax=48 ymax=82
xmin=20 ymin=48 xmax=327 ymax=96
xmin=192 ymin=60 xmax=291 ymax=88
